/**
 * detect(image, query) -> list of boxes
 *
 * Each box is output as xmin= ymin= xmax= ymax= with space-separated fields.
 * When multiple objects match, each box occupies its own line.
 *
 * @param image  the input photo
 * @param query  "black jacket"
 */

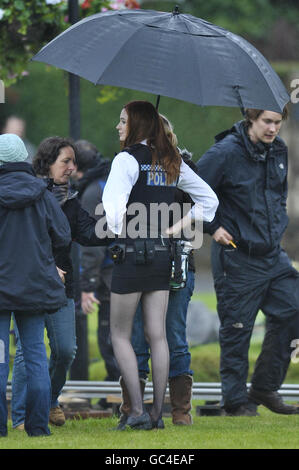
xmin=53 ymin=183 xmax=110 ymax=298
xmin=196 ymin=121 xmax=289 ymax=256
xmin=0 ymin=163 xmax=71 ymax=313
xmin=75 ymin=159 xmax=113 ymax=301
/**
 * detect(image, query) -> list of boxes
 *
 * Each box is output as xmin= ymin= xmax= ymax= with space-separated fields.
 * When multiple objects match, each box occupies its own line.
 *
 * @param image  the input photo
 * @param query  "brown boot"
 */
xmin=169 ymin=374 xmax=193 ymax=425
xmin=49 ymin=405 xmax=66 ymax=426
xmin=117 ymin=377 xmax=146 ymax=430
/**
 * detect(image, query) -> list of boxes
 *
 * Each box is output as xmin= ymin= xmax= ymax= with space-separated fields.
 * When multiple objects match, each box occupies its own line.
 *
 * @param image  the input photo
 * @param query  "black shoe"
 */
xmin=249 ymin=388 xmax=299 ymax=415
xmin=223 ymin=404 xmax=259 ymax=417
xmin=115 ymin=414 xmax=128 ymax=431
xmin=126 ymin=412 xmax=152 ymax=430
xmin=150 ymin=416 xmax=165 ymax=429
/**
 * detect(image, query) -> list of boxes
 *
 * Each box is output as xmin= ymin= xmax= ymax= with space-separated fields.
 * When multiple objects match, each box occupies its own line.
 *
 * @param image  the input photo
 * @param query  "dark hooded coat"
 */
xmin=0 ymin=162 xmax=71 ymax=313
xmin=197 ymin=120 xmax=288 ymax=256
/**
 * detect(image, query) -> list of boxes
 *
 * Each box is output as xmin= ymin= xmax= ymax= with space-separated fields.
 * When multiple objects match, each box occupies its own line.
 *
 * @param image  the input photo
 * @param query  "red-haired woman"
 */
xmin=103 ymin=101 xmax=218 ymax=430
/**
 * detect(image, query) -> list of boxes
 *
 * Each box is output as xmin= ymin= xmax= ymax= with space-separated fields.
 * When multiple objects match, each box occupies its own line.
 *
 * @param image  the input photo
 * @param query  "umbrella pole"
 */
xmin=155 ymin=95 xmax=161 ymax=110
xmin=68 ymin=0 xmax=81 ymax=140
xmin=233 ymin=86 xmax=245 ymax=117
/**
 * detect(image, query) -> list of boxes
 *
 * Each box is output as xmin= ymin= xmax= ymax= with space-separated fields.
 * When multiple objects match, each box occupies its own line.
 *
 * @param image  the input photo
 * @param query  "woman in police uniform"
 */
xmin=103 ymin=101 xmax=218 ymax=430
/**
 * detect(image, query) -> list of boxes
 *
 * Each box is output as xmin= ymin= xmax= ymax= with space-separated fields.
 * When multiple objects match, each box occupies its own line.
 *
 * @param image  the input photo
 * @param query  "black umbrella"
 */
xmin=33 ymin=7 xmax=289 ymax=113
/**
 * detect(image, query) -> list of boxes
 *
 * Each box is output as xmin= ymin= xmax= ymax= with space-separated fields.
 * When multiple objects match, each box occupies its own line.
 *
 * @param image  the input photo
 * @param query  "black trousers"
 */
xmin=211 ymin=241 xmax=299 ymax=409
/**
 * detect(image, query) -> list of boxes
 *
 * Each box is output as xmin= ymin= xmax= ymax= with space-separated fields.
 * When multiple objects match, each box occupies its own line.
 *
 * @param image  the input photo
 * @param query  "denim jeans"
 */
xmin=0 ymin=312 xmax=51 ymax=437
xmin=132 ymin=271 xmax=195 ymax=379
xmin=11 ymin=299 xmax=76 ymax=427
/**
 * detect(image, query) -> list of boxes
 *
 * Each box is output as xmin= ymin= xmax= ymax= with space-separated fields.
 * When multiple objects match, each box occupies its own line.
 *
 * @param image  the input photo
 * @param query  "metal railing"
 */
xmin=6 ymin=381 xmax=299 ymax=402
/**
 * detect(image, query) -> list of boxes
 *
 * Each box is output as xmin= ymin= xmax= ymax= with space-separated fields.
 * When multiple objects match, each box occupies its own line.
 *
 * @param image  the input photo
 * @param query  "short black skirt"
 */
xmin=111 ymin=251 xmax=171 ymax=294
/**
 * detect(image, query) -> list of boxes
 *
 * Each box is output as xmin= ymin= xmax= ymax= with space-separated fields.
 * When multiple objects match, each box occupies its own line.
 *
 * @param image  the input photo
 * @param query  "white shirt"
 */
xmin=102 ymin=145 xmax=218 ymax=235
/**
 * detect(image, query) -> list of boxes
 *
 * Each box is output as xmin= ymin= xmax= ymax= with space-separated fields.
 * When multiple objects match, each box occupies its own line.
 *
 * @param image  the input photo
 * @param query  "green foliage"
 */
xmin=0 ymin=0 xmax=111 ymax=86
xmin=145 ymin=0 xmax=299 ymax=38
xmin=96 ymin=85 xmax=125 ymax=105
xmin=0 ymin=0 xmax=65 ymax=86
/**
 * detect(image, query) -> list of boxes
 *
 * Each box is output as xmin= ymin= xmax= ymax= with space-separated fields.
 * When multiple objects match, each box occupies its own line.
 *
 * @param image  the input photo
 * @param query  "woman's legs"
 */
xmin=142 ymin=290 xmax=170 ymax=422
xmin=110 ymin=292 xmax=143 ymax=417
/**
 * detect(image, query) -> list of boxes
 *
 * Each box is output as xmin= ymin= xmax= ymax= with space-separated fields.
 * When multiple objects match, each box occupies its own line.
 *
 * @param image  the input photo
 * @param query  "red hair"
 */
xmin=123 ymin=101 xmax=181 ymax=184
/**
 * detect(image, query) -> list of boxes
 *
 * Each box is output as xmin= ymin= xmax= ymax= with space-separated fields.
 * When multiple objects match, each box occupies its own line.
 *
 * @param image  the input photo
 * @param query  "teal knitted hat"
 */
xmin=0 ymin=133 xmax=28 ymax=165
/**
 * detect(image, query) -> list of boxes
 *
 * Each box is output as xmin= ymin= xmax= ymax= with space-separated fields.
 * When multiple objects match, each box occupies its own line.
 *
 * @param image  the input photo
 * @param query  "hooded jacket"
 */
xmin=0 ymin=162 xmax=71 ymax=313
xmin=74 ymin=157 xmax=113 ymax=301
xmin=196 ymin=120 xmax=288 ymax=256
xmin=46 ymin=157 xmax=111 ymax=299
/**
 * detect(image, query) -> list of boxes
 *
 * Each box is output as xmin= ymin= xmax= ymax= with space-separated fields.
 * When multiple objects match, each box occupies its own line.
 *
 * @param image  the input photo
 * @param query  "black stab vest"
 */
xmin=124 ymin=143 xmax=177 ymax=243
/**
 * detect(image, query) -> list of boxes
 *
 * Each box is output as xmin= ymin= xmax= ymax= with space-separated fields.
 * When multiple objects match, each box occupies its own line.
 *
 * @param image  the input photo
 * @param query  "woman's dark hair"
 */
xmin=33 ymin=136 xmax=77 ymax=176
xmin=244 ymin=105 xmax=288 ymax=128
xmin=122 ymin=100 xmax=181 ymax=184
xmin=75 ymin=139 xmax=101 ymax=173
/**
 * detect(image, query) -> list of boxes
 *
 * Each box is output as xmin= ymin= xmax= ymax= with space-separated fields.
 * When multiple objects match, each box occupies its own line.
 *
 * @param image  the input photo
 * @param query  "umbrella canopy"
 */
xmin=33 ymin=8 xmax=289 ymax=113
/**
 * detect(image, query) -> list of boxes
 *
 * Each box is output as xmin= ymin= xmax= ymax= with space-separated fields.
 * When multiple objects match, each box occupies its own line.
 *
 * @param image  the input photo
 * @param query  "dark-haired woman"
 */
xmin=102 ymin=101 xmax=218 ymax=430
xmin=12 ymin=136 xmax=107 ymax=429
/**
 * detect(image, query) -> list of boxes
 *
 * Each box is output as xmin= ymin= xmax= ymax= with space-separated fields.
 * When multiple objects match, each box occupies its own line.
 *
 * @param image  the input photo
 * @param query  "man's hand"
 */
xmin=56 ymin=267 xmax=66 ymax=283
xmin=81 ymin=291 xmax=100 ymax=315
xmin=213 ymin=226 xmax=236 ymax=246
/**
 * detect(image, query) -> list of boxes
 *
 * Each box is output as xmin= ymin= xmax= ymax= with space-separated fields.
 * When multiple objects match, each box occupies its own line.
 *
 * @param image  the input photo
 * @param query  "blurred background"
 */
xmin=1 ymin=0 xmax=299 ymax=264
xmin=2 ymin=0 xmax=299 ymax=382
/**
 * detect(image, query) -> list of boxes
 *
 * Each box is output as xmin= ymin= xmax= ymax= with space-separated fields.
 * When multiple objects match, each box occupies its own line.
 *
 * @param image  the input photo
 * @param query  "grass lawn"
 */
xmin=1 ymin=407 xmax=299 ymax=450
xmin=4 ymin=291 xmax=299 ymax=451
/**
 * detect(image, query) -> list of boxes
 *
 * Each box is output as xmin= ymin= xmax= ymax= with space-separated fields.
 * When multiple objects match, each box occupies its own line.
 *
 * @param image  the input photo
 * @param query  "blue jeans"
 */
xmin=132 ymin=271 xmax=195 ymax=379
xmin=0 ymin=312 xmax=51 ymax=437
xmin=12 ymin=299 xmax=76 ymax=427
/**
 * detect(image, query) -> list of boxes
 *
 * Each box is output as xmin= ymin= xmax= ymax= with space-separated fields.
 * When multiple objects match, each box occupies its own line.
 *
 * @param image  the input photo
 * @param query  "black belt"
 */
xmin=126 ymin=245 xmax=169 ymax=253
xmin=109 ymin=241 xmax=169 ymax=264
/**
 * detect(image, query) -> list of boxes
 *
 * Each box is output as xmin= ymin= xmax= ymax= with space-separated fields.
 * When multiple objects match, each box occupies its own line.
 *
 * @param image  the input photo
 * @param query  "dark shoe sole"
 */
xmin=249 ymin=391 xmax=299 ymax=415
xmin=251 ymin=399 xmax=299 ymax=414
xmin=224 ymin=411 xmax=259 ymax=417
xmin=151 ymin=418 xmax=165 ymax=429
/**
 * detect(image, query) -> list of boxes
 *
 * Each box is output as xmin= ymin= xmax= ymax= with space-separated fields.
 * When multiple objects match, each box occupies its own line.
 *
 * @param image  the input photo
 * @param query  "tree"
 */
xmin=0 ymin=0 xmax=140 ymax=86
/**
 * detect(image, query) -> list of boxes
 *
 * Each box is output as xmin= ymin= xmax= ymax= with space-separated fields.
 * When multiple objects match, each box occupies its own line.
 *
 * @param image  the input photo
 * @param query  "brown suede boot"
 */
xmin=169 ymin=374 xmax=193 ymax=425
xmin=117 ymin=377 xmax=146 ymax=430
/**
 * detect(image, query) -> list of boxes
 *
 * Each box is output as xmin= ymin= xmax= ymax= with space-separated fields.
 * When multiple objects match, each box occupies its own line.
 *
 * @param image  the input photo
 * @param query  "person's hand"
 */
xmin=81 ymin=292 xmax=100 ymax=315
xmin=165 ymin=214 xmax=192 ymax=237
xmin=212 ymin=226 xmax=236 ymax=246
xmin=56 ymin=267 xmax=67 ymax=283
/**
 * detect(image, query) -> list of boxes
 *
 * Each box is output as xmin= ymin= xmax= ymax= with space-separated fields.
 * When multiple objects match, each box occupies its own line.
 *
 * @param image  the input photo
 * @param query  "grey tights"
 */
xmin=110 ymin=290 xmax=169 ymax=421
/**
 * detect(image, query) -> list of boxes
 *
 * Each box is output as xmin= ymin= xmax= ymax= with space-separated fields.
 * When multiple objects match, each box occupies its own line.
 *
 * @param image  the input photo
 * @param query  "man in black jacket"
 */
xmin=196 ymin=108 xmax=299 ymax=416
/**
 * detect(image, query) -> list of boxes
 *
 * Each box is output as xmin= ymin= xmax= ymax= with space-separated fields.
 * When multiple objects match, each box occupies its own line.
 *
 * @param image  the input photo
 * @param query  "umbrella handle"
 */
xmin=155 ymin=95 xmax=161 ymax=110
xmin=233 ymin=86 xmax=245 ymax=116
